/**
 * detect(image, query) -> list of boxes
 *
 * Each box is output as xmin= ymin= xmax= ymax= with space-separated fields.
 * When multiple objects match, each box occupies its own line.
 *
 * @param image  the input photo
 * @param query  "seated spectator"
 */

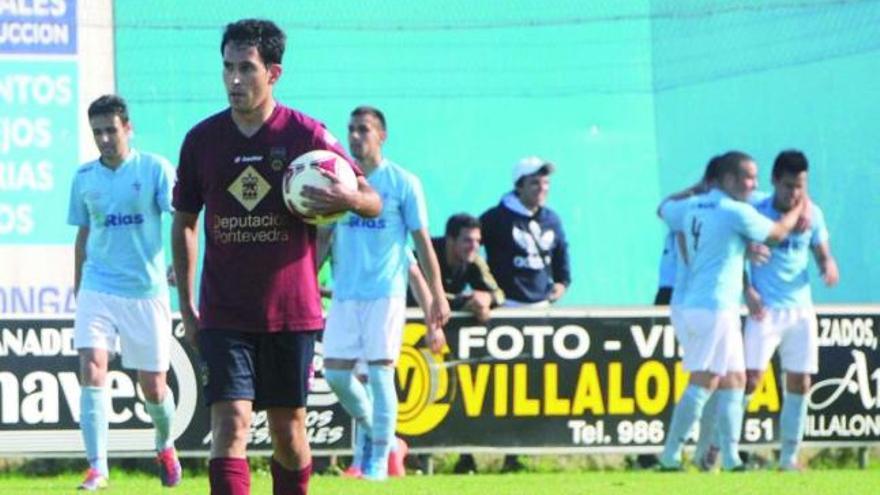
xmin=408 ymin=213 xmax=505 ymax=323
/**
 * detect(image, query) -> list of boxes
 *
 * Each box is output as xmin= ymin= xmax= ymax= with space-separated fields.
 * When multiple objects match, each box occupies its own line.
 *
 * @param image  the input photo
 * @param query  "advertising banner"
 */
xmin=0 ymin=318 xmax=351 ymax=456
xmin=0 ymin=307 xmax=877 ymax=456
xmin=396 ymin=308 xmax=880 ymax=452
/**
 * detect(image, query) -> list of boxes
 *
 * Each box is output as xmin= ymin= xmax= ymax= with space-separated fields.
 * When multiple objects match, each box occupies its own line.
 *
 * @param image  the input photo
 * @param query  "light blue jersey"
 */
xmin=660 ymin=196 xmax=698 ymax=307
xmin=67 ymin=149 xmax=174 ymax=298
xmin=670 ymin=188 xmax=774 ymax=309
xmin=658 ymin=231 xmax=677 ymax=288
xmin=332 ymin=159 xmax=428 ymax=300
xmin=750 ymin=196 xmax=828 ymax=308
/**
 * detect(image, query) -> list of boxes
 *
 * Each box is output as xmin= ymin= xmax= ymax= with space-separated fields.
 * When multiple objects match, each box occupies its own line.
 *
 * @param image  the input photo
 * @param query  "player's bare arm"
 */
xmin=412 ymin=228 xmax=452 ymax=329
xmin=794 ymin=195 xmax=813 ymax=232
xmin=656 ymin=179 xmax=711 ymax=217
xmin=74 ymin=226 xmax=89 ymax=295
xmin=302 ymin=172 xmax=381 ymax=217
xmin=171 ymin=212 xmax=201 ymax=346
xmin=408 ymin=262 xmax=446 ymax=353
xmin=812 ymin=241 xmax=840 ymax=286
xmin=765 ymin=195 xmax=807 ymax=243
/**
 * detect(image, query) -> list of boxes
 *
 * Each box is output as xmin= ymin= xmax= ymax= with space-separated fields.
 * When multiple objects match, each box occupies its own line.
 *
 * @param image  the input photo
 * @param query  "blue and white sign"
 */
xmin=0 ymin=0 xmax=77 ymax=55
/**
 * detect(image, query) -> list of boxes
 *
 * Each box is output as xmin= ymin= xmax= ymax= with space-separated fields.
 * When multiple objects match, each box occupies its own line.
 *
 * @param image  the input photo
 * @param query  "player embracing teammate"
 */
xmin=657 ymin=151 xmax=808 ymax=471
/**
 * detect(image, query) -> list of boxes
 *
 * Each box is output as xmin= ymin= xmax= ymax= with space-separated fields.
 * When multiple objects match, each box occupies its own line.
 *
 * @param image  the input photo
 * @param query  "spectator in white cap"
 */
xmin=480 ymin=156 xmax=570 ymax=309
xmin=478 ymin=156 xmax=571 ymax=471
xmin=480 ymin=156 xmax=570 ymax=310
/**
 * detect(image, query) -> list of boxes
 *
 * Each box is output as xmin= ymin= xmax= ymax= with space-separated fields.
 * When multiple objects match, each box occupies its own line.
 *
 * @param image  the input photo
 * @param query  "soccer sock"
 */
xmin=367 ymin=365 xmax=398 ymax=476
xmin=144 ymin=391 xmax=176 ymax=451
xmin=707 ymin=392 xmax=752 ymax=459
xmin=80 ymin=386 xmax=109 ymax=477
xmin=351 ymin=384 xmax=373 ymax=470
xmin=779 ymin=392 xmax=807 ymax=467
xmin=209 ymin=458 xmax=250 ymax=495
xmin=351 ymin=425 xmax=371 ymax=471
xmin=693 ymin=391 xmax=719 ymax=462
xmin=324 ymin=369 xmax=374 ymax=438
xmin=270 ymin=458 xmax=312 ymax=495
xmin=660 ymin=385 xmax=710 ymax=467
xmin=716 ymin=388 xmax=746 ymax=470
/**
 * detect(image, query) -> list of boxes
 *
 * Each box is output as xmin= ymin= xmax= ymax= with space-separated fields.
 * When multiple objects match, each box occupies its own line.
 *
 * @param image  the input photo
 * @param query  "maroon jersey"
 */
xmin=174 ymin=104 xmax=360 ymax=332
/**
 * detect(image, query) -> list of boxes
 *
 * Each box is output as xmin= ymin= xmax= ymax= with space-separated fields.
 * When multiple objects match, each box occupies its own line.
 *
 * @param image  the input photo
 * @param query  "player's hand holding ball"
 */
xmin=283 ymin=149 xmax=358 ymax=225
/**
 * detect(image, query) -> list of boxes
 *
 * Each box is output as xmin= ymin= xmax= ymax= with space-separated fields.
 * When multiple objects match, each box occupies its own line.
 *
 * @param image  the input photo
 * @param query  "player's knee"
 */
xmin=269 ymin=418 xmax=307 ymax=456
xmin=79 ymin=362 xmax=106 ymax=387
xmin=744 ymin=380 xmax=757 ymax=395
xmin=269 ymin=423 xmax=297 ymax=450
xmin=689 ymin=371 xmax=719 ymax=390
xmin=140 ymin=382 xmax=165 ymax=403
xmin=719 ymin=371 xmax=745 ymax=389
xmin=744 ymin=370 xmax=762 ymax=395
xmin=212 ymin=413 xmax=250 ymax=449
xmin=786 ymin=373 xmax=811 ymax=395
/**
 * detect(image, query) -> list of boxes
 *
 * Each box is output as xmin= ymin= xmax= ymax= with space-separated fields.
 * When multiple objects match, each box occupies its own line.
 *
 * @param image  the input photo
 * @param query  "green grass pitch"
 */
xmin=1 ymin=468 xmax=878 ymax=495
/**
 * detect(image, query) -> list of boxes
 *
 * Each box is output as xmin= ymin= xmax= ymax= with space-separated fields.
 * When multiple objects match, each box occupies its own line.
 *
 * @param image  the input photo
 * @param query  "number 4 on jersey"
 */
xmin=690 ymin=217 xmax=703 ymax=251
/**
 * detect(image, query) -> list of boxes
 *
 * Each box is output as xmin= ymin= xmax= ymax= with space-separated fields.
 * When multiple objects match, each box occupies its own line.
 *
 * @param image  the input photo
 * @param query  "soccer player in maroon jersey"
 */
xmin=171 ymin=19 xmax=381 ymax=495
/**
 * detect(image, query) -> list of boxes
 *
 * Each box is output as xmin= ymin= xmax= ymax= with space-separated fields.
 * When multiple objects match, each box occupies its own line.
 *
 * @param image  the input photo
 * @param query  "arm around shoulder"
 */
xmin=764 ymin=197 xmax=807 ymax=244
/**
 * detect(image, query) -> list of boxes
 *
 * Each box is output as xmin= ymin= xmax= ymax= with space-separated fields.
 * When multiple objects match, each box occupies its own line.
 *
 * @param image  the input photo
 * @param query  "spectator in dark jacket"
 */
xmin=480 ymin=156 xmax=570 ymax=306
xmin=408 ymin=213 xmax=504 ymax=322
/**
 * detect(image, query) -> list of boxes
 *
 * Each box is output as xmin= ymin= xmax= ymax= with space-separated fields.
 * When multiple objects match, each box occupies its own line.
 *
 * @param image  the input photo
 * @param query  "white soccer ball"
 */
xmin=283 ymin=149 xmax=358 ymax=225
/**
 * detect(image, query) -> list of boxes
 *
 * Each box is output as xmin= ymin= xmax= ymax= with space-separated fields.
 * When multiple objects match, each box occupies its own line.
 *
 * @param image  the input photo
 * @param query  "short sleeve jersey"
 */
xmin=173 ymin=104 xmax=360 ymax=332
xmin=331 ymin=159 xmax=428 ymax=300
xmin=657 ymin=230 xmax=678 ymax=289
xmin=676 ymin=188 xmax=774 ymax=309
xmin=750 ymin=196 xmax=829 ymax=308
xmin=67 ymin=149 xmax=174 ymax=298
xmin=659 ymin=196 xmax=698 ymax=308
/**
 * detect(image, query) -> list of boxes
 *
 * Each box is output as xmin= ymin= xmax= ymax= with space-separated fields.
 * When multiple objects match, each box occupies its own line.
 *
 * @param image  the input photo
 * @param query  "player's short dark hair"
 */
xmin=716 ymin=150 xmax=754 ymax=180
xmin=445 ymin=213 xmax=481 ymax=239
xmin=351 ymin=105 xmax=387 ymax=131
xmin=87 ymin=94 xmax=129 ymax=123
xmin=772 ymin=150 xmax=808 ymax=179
xmin=221 ymin=19 xmax=286 ymax=66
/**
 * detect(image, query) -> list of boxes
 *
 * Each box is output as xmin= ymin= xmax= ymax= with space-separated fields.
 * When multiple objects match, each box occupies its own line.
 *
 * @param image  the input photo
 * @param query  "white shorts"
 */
xmin=74 ymin=289 xmax=172 ymax=372
xmin=677 ymin=308 xmax=745 ymax=375
xmin=744 ymin=307 xmax=818 ymax=374
xmin=323 ymin=297 xmax=406 ymax=363
xmin=670 ymin=306 xmax=687 ymax=349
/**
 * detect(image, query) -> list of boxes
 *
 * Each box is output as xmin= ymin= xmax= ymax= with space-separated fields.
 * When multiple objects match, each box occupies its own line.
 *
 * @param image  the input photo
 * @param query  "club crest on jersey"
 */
xmin=270 ymin=147 xmax=287 ymax=171
xmin=228 ymin=166 xmax=271 ymax=212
